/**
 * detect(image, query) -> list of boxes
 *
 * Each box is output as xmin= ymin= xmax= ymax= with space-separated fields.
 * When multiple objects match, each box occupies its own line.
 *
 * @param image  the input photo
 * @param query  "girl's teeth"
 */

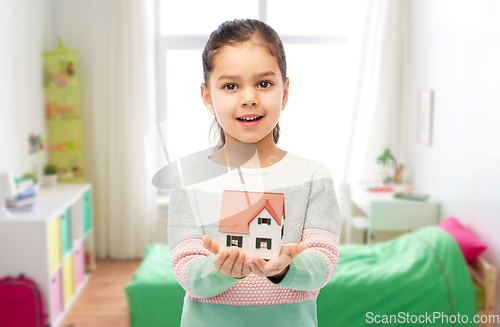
xmin=240 ymin=117 xmax=260 ymax=121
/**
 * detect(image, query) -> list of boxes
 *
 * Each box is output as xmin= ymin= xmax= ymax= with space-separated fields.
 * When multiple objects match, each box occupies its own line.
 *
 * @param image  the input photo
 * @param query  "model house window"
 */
xmin=256 ymin=237 xmax=272 ymax=250
xmin=258 ymin=218 xmax=271 ymax=225
xmin=227 ymin=235 xmax=242 ymax=248
xmin=281 ymin=225 xmax=284 ymax=239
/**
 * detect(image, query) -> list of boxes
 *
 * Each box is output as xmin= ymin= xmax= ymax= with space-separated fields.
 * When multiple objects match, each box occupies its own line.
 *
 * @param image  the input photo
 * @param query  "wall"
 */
xmin=0 ymin=1 xmax=15 ymax=172
xmin=401 ymin=0 xmax=500 ymax=318
xmin=0 ymin=0 xmax=52 ymax=174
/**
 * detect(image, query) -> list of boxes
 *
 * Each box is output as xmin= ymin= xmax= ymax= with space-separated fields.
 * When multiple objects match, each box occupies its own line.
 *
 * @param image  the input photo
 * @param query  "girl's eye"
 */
xmin=223 ymin=84 xmax=237 ymax=90
xmin=258 ymin=81 xmax=272 ymax=88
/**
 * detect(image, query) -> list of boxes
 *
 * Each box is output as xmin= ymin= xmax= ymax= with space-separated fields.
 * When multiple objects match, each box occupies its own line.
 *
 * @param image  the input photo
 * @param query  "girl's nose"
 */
xmin=240 ymin=87 xmax=258 ymax=107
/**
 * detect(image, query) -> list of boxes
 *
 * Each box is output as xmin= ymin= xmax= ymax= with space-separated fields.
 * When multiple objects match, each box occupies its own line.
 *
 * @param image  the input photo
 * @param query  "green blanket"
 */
xmin=125 ymin=226 xmax=478 ymax=326
xmin=125 ymin=245 xmax=185 ymax=327
xmin=317 ymin=226 xmax=478 ymax=326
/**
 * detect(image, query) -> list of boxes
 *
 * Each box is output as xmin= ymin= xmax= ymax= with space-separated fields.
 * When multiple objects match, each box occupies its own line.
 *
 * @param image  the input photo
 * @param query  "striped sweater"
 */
xmin=167 ymin=152 xmax=341 ymax=326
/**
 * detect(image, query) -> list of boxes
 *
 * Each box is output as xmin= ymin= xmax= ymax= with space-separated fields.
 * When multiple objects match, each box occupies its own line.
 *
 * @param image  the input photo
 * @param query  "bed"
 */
xmin=125 ymin=226 xmax=496 ymax=327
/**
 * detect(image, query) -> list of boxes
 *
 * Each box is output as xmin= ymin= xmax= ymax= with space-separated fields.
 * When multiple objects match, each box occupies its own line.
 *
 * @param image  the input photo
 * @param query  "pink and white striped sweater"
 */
xmin=167 ymin=152 xmax=341 ymax=326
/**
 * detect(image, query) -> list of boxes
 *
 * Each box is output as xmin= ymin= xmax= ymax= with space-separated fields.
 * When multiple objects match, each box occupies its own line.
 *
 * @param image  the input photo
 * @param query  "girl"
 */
xmin=168 ymin=18 xmax=340 ymax=326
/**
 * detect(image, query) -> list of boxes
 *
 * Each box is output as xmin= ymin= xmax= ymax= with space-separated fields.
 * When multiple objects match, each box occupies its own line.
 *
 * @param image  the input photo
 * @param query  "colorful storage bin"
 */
xmin=62 ymin=254 xmax=74 ymax=307
xmin=49 ymin=267 xmax=63 ymax=322
xmin=60 ymin=209 xmax=72 ymax=257
xmin=83 ymin=191 xmax=92 ymax=235
xmin=73 ymin=242 xmax=85 ymax=290
xmin=71 ymin=199 xmax=83 ymax=240
xmin=48 ymin=217 xmax=61 ymax=274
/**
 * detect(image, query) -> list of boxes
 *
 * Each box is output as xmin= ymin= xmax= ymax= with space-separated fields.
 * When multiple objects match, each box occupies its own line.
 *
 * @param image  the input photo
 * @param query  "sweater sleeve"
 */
xmin=168 ymin=188 xmax=240 ymax=298
xmin=268 ymin=229 xmax=339 ymax=290
xmin=269 ymin=161 xmax=341 ymax=290
xmin=170 ymin=239 xmax=240 ymax=298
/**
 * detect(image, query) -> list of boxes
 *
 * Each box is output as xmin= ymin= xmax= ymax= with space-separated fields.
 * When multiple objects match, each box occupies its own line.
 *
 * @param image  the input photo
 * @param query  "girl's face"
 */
xmin=201 ymin=41 xmax=289 ymax=145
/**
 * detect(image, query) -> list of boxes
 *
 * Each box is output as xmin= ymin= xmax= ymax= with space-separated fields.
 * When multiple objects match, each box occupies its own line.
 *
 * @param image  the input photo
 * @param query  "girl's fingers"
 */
xmin=231 ymin=252 xmax=245 ymax=277
xmin=248 ymin=262 xmax=265 ymax=277
xmin=247 ymin=256 xmax=289 ymax=277
xmin=213 ymin=250 xmax=229 ymax=270
xmin=246 ymin=258 xmax=261 ymax=275
xmin=252 ymin=257 xmax=267 ymax=271
xmin=248 ymin=257 xmax=270 ymax=277
xmin=289 ymin=242 xmax=308 ymax=258
xmin=260 ymin=258 xmax=283 ymax=272
xmin=202 ymin=235 xmax=220 ymax=254
xmin=202 ymin=235 xmax=211 ymax=248
xmin=281 ymin=242 xmax=308 ymax=259
xmin=220 ymin=249 xmax=239 ymax=276
xmin=265 ymin=257 xmax=289 ymax=271
xmin=242 ymin=261 xmax=252 ymax=276
xmin=214 ymin=249 xmax=252 ymax=278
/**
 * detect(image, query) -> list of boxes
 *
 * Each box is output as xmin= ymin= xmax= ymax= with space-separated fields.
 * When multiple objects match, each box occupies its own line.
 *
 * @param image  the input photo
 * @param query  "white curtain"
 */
xmin=339 ymin=0 xmax=406 ymax=229
xmin=342 ymin=0 xmax=406 ymax=185
xmin=89 ymin=0 xmax=157 ymax=259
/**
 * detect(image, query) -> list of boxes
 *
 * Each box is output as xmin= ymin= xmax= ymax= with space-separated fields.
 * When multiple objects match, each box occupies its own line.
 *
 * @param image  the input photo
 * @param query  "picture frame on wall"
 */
xmin=417 ymin=90 xmax=434 ymax=146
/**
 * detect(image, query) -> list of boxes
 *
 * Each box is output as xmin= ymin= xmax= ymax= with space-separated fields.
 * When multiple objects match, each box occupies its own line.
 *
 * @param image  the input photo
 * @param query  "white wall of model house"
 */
xmin=220 ymin=208 xmax=284 ymax=260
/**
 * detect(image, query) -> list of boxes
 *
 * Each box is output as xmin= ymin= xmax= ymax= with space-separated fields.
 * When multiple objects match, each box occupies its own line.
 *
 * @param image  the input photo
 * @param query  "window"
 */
xmin=258 ymin=217 xmax=271 ymax=225
xmin=227 ymin=235 xmax=243 ymax=247
xmin=256 ymin=237 xmax=271 ymax=250
xmin=155 ymin=1 xmax=360 ymax=196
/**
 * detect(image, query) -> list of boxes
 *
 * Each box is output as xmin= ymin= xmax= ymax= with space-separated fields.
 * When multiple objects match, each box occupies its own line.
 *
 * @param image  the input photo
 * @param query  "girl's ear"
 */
xmin=201 ymin=83 xmax=215 ymax=115
xmin=282 ymin=77 xmax=290 ymax=110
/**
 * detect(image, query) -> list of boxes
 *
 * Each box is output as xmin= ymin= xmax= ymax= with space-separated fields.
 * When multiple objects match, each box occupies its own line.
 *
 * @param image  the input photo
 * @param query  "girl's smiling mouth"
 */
xmin=237 ymin=114 xmax=264 ymax=127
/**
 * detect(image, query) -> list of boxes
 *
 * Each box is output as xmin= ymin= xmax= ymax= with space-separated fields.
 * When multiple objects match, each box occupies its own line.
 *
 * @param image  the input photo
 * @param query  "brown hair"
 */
xmin=202 ymin=18 xmax=287 ymax=152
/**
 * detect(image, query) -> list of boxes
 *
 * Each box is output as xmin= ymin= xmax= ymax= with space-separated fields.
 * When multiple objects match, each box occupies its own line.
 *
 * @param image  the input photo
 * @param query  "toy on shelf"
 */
xmin=44 ymin=37 xmax=80 ymax=119
xmin=58 ymin=155 xmax=84 ymax=180
xmin=52 ymin=141 xmax=80 ymax=151
xmin=46 ymin=95 xmax=80 ymax=119
xmin=44 ymin=37 xmax=86 ymax=183
xmin=44 ymin=37 xmax=79 ymax=87
xmin=219 ymin=190 xmax=285 ymax=260
xmin=51 ymin=152 xmax=85 ymax=182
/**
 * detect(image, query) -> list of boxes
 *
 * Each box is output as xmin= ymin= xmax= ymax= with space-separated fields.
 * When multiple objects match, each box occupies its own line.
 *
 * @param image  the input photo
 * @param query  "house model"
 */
xmin=219 ymin=190 xmax=285 ymax=260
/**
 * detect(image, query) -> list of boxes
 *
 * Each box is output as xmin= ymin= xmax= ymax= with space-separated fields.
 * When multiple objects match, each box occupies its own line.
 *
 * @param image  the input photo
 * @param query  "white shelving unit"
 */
xmin=0 ymin=183 xmax=93 ymax=327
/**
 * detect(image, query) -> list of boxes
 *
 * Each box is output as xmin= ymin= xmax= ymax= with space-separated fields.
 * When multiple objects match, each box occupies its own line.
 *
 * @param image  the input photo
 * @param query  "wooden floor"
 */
xmin=60 ymin=259 xmax=142 ymax=327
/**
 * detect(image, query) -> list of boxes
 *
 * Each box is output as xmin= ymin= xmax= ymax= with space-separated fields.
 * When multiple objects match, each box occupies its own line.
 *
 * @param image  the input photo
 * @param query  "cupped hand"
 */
xmin=246 ymin=242 xmax=309 ymax=279
xmin=202 ymin=235 xmax=252 ymax=279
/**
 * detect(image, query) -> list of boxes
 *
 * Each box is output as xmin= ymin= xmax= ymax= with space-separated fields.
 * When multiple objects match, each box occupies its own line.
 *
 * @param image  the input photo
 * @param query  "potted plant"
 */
xmin=42 ymin=163 xmax=58 ymax=188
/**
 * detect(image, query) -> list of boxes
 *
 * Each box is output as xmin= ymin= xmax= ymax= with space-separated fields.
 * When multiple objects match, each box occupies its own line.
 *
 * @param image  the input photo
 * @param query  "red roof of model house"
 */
xmin=218 ymin=190 xmax=285 ymax=234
